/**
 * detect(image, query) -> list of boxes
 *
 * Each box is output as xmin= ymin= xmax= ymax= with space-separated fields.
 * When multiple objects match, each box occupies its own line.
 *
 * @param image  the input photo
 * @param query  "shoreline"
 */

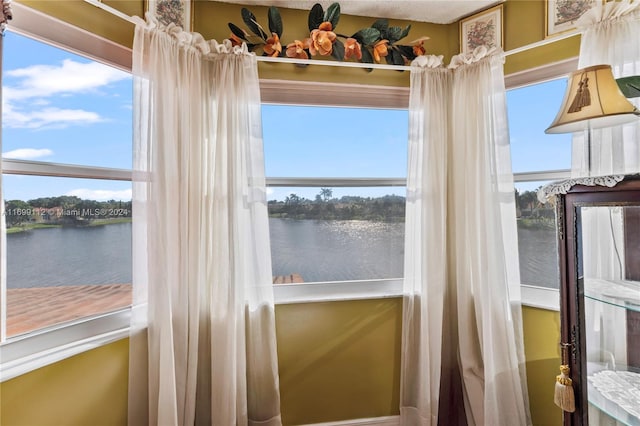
xmin=6 ymin=218 xmax=132 ymax=234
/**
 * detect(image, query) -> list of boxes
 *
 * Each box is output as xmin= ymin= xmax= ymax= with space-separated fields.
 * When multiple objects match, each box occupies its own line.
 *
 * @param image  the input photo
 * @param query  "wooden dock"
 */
xmin=272 ymin=273 xmax=304 ymax=284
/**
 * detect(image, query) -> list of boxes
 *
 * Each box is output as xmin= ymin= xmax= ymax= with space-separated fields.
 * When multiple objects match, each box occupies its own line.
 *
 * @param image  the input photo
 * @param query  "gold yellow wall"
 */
xmin=523 ymin=305 xmax=563 ymax=426
xmin=276 ymin=298 xmax=402 ymax=424
xmin=17 ymin=0 xmax=140 ymax=47
xmin=503 ymin=0 xmax=581 ymax=75
xmin=1 ymin=303 xmax=562 ymax=426
xmin=16 ymin=0 xmax=580 ymax=85
xmin=0 ymin=338 xmax=129 ymax=426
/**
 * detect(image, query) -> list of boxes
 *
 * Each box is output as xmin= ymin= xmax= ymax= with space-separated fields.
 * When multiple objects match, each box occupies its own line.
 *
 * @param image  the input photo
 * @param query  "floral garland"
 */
xmin=228 ymin=3 xmax=429 ymax=69
xmin=1 ymin=0 xmax=12 ymax=34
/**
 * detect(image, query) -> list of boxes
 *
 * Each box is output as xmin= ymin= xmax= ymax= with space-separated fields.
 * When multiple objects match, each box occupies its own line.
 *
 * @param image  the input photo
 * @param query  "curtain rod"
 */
xmin=82 ymin=0 xmax=581 ymax=67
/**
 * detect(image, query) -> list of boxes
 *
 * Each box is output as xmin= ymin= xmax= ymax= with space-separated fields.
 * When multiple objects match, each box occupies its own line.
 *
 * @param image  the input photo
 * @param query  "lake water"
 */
xmin=6 ymin=219 xmax=559 ymax=289
xmin=6 ymin=222 xmax=132 ymax=288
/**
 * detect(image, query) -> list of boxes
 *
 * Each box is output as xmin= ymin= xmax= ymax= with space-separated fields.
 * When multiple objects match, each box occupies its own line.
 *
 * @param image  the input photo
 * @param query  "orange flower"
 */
xmin=286 ymin=39 xmax=310 ymax=60
xmin=229 ymin=33 xmax=244 ymax=47
xmin=344 ymin=38 xmax=362 ymax=60
xmin=318 ymin=21 xmax=333 ymax=32
xmin=263 ymin=32 xmax=282 ymax=57
xmin=373 ymin=39 xmax=389 ymax=63
xmin=413 ymin=40 xmax=426 ymax=56
xmin=309 ymin=21 xmax=336 ymax=56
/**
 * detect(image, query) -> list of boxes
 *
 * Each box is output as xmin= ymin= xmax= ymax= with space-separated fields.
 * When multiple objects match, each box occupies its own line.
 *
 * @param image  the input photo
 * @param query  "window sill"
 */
xmin=274 ymin=279 xmax=560 ymax=311
xmin=521 ymin=285 xmax=560 ymax=311
xmin=273 ymin=279 xmax=403 ymax=305
xmin=0 ymin=283 xmax=557 ymax=381
xmin=0 ymin=308 xmax=130 ymax=382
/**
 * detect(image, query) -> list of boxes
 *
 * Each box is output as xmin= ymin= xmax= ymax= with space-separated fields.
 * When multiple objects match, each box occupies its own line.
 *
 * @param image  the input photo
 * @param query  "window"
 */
xmin=1 ymin=9 xmax=133 ymax=380
xmin=508 ymin=75 xmax=573 ymax=302
xmin=2 ymin=31 xmax=133 ymax=339
xmin=262 ymin=104 xmax=408 ymax=300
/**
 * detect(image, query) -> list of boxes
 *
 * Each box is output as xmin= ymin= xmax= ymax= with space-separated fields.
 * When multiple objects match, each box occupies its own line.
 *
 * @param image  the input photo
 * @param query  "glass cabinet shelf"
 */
xmin=584 ymin=278 xmax=640 ymax=312
xmin=587 ymin=364 xmax=640 ymax=426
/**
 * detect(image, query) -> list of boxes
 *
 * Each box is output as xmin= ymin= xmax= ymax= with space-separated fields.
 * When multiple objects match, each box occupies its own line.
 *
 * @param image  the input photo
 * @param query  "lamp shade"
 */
xmin=545 ymin=64 xmax=639 ymax=134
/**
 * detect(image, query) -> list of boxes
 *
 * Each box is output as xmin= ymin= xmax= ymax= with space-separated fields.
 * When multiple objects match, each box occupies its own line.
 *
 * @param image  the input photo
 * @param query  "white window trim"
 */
xmin=2 ymin=159 xmax=132 ymax=180
xmin=274 ymin=279 xmax=403 ymax=305
xmin=10 ymin=2 xmax=132 ymax=72
xmin=0 ymin=309 xmax=130 ymax=382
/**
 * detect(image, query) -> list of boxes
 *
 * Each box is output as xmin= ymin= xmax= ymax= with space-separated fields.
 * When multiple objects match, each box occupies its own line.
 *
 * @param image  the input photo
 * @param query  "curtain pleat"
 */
xmin=129 ymin=18 xmax=281 ymax=426
xmin=401 ymin=48 xmax=531 ymax=426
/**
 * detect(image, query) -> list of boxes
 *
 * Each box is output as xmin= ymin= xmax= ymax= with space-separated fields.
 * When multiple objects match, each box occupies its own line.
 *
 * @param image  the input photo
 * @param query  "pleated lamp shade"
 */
xmin=545 ymin=64 xmax=639 ymax=134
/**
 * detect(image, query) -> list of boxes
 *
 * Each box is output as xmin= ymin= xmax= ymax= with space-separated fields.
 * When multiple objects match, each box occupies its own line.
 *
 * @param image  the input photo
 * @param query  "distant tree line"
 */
xmin=4 ymin=196 xmax=132 ymax=228
xmin=268 ymin=188 xmax=406 ymax=222
xmin=268 ymin=188 xmax=557 ymax=223
xmin=4 ymin=189 xmax=553 ymax=228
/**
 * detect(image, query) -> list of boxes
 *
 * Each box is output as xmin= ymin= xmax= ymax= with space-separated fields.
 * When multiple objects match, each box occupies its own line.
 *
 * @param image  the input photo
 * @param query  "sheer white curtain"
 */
xmin=401 ymin=54 xmax=450 ymax=425
xmin=128 ymin=18 xmax=281 ymax=426
xmin=572 ymin=0 xmax=640 ymax=176
xmin=402 ymin=47 xmax=531 ymax=426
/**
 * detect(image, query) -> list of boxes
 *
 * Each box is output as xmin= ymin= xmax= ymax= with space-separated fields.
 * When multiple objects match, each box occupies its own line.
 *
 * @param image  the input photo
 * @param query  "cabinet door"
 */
xmin=575 ymin=203 xmax=640 ymax=425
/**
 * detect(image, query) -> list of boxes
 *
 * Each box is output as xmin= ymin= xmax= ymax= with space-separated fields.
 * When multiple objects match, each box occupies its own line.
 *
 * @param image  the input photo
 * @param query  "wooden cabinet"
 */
xmin=551 ymin=176 xmax=640 ymax=425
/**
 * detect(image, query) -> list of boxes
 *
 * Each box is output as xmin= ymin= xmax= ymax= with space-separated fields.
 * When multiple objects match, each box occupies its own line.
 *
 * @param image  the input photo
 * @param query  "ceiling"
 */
xmin=214 ymin=0 xmax=503 ymax=25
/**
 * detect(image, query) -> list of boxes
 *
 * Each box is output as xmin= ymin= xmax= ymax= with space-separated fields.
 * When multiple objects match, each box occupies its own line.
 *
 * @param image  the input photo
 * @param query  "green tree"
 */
xmin=319 ymin=187 xmax=333 ymax=202
xmin=4 ymin=200 xmax=33 ymax=227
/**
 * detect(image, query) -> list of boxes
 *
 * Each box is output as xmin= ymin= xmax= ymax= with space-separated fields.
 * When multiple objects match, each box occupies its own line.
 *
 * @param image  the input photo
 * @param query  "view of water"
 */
xmin=269 ymin=218 xmax=405 ymax=282
xmin=6 ymin=219 xmax=559 ymax=289
xmin=517 ymin=225 xmax=559 ymax=288
xmin=7 ymin=223 xmax=132 ymax=288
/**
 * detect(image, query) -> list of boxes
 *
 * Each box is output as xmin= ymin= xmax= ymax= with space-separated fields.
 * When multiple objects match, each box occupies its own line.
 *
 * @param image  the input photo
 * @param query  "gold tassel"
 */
xmin=554 ymin=364 xmax=576 ymax=413
xmin=568 ymin=74 xmax=591 ymax=113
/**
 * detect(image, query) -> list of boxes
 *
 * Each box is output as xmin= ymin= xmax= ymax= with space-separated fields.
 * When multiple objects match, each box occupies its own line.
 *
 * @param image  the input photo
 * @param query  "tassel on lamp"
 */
xmin=545 ymin=64 xmax=639 ymax=176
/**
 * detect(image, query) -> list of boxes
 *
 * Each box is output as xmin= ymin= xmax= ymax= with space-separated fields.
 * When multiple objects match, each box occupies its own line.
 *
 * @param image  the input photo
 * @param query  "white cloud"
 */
xmin=65 ymin=188 xmax=132 ymax=201
xmin=5 ymin=59 xmax=130 ymax=102
xmin=2 ymin=148 xmax=54 ymax=160
xmin=2 ymin=59 xmax=130 ymax=130
xmin=3 ymin=107 xmax=103 ymax=129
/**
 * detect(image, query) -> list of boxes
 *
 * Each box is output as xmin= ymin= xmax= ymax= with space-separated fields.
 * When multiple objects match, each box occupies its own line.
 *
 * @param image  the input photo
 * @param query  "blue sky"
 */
xmin=2 ymin=30 xmax=572 ymax=202
xmin=2 ymin=31 xmax=133 ymax=201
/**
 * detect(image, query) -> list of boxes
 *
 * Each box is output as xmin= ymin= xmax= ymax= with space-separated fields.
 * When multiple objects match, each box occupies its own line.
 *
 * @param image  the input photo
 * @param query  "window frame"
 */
xmin=264 ymin=64 xmax=577 ymax=311
xmin=0 ymin=4 xmax=134 ymax=381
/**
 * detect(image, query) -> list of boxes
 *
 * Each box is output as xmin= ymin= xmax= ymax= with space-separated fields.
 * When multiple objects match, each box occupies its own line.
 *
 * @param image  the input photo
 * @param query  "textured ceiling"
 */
xmin=213 ymin=0 xmax=503 ymax=24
